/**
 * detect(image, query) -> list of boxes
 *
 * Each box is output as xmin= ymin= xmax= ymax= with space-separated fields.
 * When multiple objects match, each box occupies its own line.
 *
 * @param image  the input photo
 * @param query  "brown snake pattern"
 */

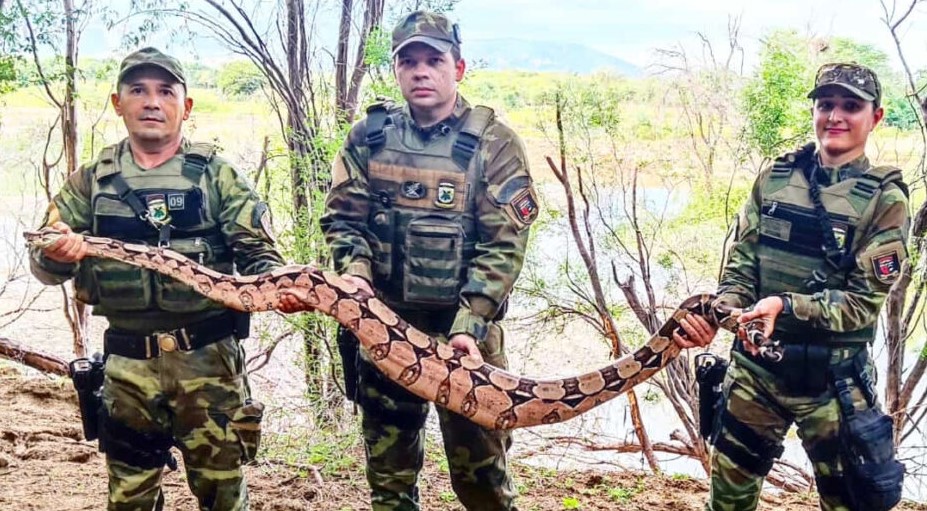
xmin=24 ymin=228 xmax=777 ymax=430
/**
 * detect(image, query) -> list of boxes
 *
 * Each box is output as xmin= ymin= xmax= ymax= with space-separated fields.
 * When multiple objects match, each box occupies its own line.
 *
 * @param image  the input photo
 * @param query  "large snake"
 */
xmin=24 ymin=228 xmax=778 ymax=430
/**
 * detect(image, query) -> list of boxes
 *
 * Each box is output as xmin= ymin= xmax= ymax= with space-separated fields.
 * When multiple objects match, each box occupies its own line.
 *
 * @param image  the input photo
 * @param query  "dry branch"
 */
xmin=0 ymin=336 xmax=69 ymax=376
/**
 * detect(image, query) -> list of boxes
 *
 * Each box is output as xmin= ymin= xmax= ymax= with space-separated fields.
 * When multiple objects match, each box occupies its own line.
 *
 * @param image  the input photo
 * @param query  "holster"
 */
xmin=337 ymin=327 xmax=359 ymax=402
xmin=831 ymin=350 xmax=904 ymax=511
xmin=695 ymin=353 xmax=728 ymax=444
xmin=68 ymin=353 xmax=106 ymax=442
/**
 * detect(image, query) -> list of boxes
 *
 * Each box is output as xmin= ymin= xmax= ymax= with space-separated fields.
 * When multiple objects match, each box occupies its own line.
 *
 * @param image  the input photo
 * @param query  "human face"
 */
xmin=393 ymin=43 xmax=465 ymax=126
xmin=812 ymin=88 xmax=884 ymax=166
xmin=111 ymin=67 xmax=192 ymax=148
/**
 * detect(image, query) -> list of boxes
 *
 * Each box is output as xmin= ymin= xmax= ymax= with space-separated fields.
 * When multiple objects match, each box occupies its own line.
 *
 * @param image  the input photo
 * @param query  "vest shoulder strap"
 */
xmin=452 ymin=105 xmax=495 ymax=171
xmin=93 ymin=144 xmax=121 ymax=180
xmin=183 ymin=142 xmax=217 ymax=182
xmin=852 ymin=165 xmax=908 ymax=201
xmin=365 ymin=100 xmax=398 ymax=151
xmin=769 ymin=142 xmax=817 ymax=180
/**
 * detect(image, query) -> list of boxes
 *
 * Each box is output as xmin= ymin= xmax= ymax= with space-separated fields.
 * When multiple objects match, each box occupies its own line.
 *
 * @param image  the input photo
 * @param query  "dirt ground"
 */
xmin=2 ymin=364 xmax=925 ymax=511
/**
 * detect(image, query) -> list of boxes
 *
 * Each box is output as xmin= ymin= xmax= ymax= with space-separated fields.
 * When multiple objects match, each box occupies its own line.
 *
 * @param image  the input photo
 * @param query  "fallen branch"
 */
xmin=0 ymin=336 xmax=69 ymax=376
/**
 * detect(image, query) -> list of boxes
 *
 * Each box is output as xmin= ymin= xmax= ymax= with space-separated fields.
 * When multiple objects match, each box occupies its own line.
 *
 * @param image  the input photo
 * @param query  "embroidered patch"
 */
xmin=511 ymin=188 xmax=538 ymax=225
xmin=832 ymin=224 xmax=847 ymax=249
xmin=401 ymin=180 xmax=427 ymax=200
xmin=145 ymin=194 xmax=170 ymax=225
xmin=759 ymin=215 xmax=791 ymax=242
xmin=167 ymin=193 xmax=185 ymax=210
xmin=435 ymin=181 xmax=455 ymax=208
xmin=872 ymin=251 xmax=901 ymax=283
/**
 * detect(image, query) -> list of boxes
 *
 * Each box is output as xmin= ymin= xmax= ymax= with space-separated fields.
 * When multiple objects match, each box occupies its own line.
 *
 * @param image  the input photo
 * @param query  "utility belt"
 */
xmin=733 ymin=337 xmax=864 ymax=395
xmin=104 ymin=311 xmax=249 ymax=359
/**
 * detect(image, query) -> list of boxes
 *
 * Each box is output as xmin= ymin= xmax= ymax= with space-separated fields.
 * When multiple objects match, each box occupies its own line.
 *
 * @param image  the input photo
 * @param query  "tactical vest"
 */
xmin=364 ymin=102 xmax=494 ymax=310
xmin=73 ymin=141 xmax=232 ymax=315
xmin=757 ymin=148 xmax=904 ymax=343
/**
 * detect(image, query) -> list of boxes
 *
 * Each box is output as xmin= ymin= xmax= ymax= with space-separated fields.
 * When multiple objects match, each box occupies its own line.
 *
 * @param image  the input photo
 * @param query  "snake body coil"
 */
xmin=25 ymin=229 xmax=769 ymax=430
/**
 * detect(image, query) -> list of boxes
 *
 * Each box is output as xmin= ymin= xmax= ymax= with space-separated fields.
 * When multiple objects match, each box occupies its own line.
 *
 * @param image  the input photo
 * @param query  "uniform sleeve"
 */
xmin=28 ymin=165 xmax=94 ymax=285
xmin=213 ymin=159 xmax=285 ymax=276
xmin=716 ymin=172 xmax=764 ymax=309
xmin=319 ymin=122 xmax=375 ymax=282
xmin=450 ymin=122 xmax=538 ymax=341
xmin=786 ymin=183 xmax=910 ymax=332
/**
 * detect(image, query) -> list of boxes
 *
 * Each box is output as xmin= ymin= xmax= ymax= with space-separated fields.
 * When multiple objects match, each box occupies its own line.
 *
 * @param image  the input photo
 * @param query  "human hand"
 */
xmin=41 ymin=222 xmax=87 ymax=263
xmin=448 ymin=333 xmax=484 ymax=363
xmin=673 ymin=313 xmax=718 ymax=349
xmin=278 ymin=292 xmax=314 ymax=314
xmin=736 ymin=297 xmax=783 ymax=355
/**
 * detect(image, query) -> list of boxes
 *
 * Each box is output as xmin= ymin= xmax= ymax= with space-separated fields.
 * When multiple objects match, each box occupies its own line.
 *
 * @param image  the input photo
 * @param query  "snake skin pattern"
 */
xmin=24 ymin=228 xmax=775 ymax=430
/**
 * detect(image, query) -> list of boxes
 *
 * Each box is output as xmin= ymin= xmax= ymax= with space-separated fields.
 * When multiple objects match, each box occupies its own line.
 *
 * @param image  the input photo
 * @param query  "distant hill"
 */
xmin=465 ymin=38 xmax=641 ymax=76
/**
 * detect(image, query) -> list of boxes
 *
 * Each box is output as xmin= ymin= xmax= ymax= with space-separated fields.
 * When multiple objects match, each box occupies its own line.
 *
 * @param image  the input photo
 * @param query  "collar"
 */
xmin=401 ymin=95 xmax=471 ymax=137
xmin=814 ymin=153 xmax=869 ymax=184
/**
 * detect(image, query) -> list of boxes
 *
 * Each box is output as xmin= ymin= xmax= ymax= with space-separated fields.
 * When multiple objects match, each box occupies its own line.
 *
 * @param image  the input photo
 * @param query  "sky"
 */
xmin=453 ymin=0 xmax=927 ymax=71
xmin=80 ymin=0 xmax=927 ymax=73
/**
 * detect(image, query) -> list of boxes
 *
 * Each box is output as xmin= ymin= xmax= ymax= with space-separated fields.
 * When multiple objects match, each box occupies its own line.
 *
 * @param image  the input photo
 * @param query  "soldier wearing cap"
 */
xmin=319 ymin=10 xmax=537 ymax=511
xmin=29 ymin=47 xmax=303 ymax=510
xmin=674 ymin=63 xmax=909 ymax=510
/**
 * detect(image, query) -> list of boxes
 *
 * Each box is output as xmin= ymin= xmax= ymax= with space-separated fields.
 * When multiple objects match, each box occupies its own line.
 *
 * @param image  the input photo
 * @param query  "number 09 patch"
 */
xmin=505 ymin=187 xmax=539 ymax=229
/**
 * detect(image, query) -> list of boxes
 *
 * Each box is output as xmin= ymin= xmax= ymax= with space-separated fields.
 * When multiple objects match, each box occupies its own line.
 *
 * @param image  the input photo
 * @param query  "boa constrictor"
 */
xmin=24 ymin=228 xmax=777 ymax=430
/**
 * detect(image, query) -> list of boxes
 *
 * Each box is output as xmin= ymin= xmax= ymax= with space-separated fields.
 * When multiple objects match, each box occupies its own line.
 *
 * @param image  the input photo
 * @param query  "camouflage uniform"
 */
xmin=709 ymin=64 xmax=909 ymax=511
xmin=320 ymin=12 xmax=537 ymax=511
xmin=30 ymin=48 xmax=282 ymax=511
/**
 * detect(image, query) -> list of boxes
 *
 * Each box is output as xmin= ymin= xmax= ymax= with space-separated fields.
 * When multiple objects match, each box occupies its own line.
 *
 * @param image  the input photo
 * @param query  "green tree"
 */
xmin=217 ymin=60 xmax=263 ymax=96
xmin=740 ymin=29 xmax=813 ymax=158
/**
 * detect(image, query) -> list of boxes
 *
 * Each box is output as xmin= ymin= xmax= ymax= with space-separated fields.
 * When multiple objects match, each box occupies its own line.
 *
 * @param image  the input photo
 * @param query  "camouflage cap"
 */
xmin=117 ymin=47 xmax=186 ymax=88
xmin=391 ymin=10 xmax=461 ymax=57
xmin=808 ymin=63 xmax=881 ymax=106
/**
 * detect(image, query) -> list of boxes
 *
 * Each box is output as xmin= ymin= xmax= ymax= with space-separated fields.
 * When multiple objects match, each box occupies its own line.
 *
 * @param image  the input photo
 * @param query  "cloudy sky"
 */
xmin=83 ymin=0 xmax=927 ymax=72
xmin=452 ymin=0 xmax=927 ymax=69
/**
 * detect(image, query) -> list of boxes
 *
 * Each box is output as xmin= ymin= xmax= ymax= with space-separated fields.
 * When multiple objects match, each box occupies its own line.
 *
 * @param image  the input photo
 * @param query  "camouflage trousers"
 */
xmin=102 ymin=335 xmax=263 ymax=511
xmin=706 ymin=347 xmax=878 ymax=511
xmin=357 ymin=321 xmax=517 ymax=511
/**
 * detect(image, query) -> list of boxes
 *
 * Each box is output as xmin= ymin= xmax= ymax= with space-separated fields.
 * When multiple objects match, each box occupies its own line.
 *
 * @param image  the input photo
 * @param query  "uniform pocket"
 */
xmin=402 ymin=216 xmax=463 ymax=305
xmin=480 ymin=323 xmax=508 ymax=369
xmin=154 ymin=237 xmax=220 ymax=313
xmin=227 ymin=399 xmax=264 ymax=463
xmin=92 ymin=259 xmax=153 ymax=311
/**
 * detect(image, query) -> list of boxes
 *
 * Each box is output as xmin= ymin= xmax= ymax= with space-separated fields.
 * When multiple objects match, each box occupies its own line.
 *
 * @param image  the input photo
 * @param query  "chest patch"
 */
xmin=146 ymin=194 xmax=171 ymax=225
xmin=435 ymin=181 xmax=456 ymax=208
xmin=760 ymin=215 xmax=791 ymax=242
xmin=401 ymin=180 xmax=427 ymax=200
xmin=167 ymin=193 xmax=185 ymax=210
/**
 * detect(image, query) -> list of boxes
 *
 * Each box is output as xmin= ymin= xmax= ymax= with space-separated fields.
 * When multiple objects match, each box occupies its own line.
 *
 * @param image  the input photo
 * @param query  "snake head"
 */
xmin=742 ymin=320 xmax=784 ymax=363
xmin=22 ymin=227 xmax=64 ymax=249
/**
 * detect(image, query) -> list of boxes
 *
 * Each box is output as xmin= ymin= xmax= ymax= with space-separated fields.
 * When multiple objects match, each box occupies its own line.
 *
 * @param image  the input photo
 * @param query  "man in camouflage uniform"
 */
xmin=30 ymin=48 xmax=294 ymax=511
xmin=675 ymin=63 xmax=909 ymax=510
xmin=320 ymin=10 xmax=538 ymax=511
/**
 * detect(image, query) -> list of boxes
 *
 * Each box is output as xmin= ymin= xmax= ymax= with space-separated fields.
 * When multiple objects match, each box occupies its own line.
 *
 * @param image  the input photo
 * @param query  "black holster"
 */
xmin=695 ymin=353 xmax=728 ymax=444
xmin=69 ymin=353 xmax=106 ymax=442
xmin=233 ymin=311 xmax=251 ymax=339
xmin=831 ymin=351 xmax=904 ymax=511
xmin=337 ymin=327 xmax=359 ymax=402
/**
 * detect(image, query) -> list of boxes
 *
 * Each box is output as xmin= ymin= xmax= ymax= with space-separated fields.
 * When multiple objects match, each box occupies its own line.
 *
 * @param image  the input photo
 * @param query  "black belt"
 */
xmin=104 ymin=314 xmax=236 ymax=360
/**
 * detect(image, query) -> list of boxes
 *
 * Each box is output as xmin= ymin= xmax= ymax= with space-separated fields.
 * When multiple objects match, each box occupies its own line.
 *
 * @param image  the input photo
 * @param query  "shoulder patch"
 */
xmin=872 ymin=251 xmax=901 ymax=283
xmin=251 ymin=201 xmax=276 ymax=243
xmin=506 ymin=187 xmax=539 ymax=228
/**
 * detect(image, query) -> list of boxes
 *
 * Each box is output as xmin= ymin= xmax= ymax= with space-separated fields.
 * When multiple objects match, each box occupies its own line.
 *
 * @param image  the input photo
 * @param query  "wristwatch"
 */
xmin=777 ymin=294 xmax=793 ymax=316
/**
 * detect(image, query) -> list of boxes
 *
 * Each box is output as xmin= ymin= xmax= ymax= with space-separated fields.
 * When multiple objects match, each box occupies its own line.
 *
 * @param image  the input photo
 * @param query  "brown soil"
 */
xmin=2 ymin=365 xmax=925 ymax=511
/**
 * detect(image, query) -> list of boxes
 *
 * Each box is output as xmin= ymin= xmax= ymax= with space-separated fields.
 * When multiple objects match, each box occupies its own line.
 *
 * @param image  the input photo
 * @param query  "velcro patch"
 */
xmin=759 ymin=215 xmax=791 ymax=242
xmin=507 ymin=188 xmax=538 ymax=227
xmin=872 ymin=251 xmax=901 ymax=283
